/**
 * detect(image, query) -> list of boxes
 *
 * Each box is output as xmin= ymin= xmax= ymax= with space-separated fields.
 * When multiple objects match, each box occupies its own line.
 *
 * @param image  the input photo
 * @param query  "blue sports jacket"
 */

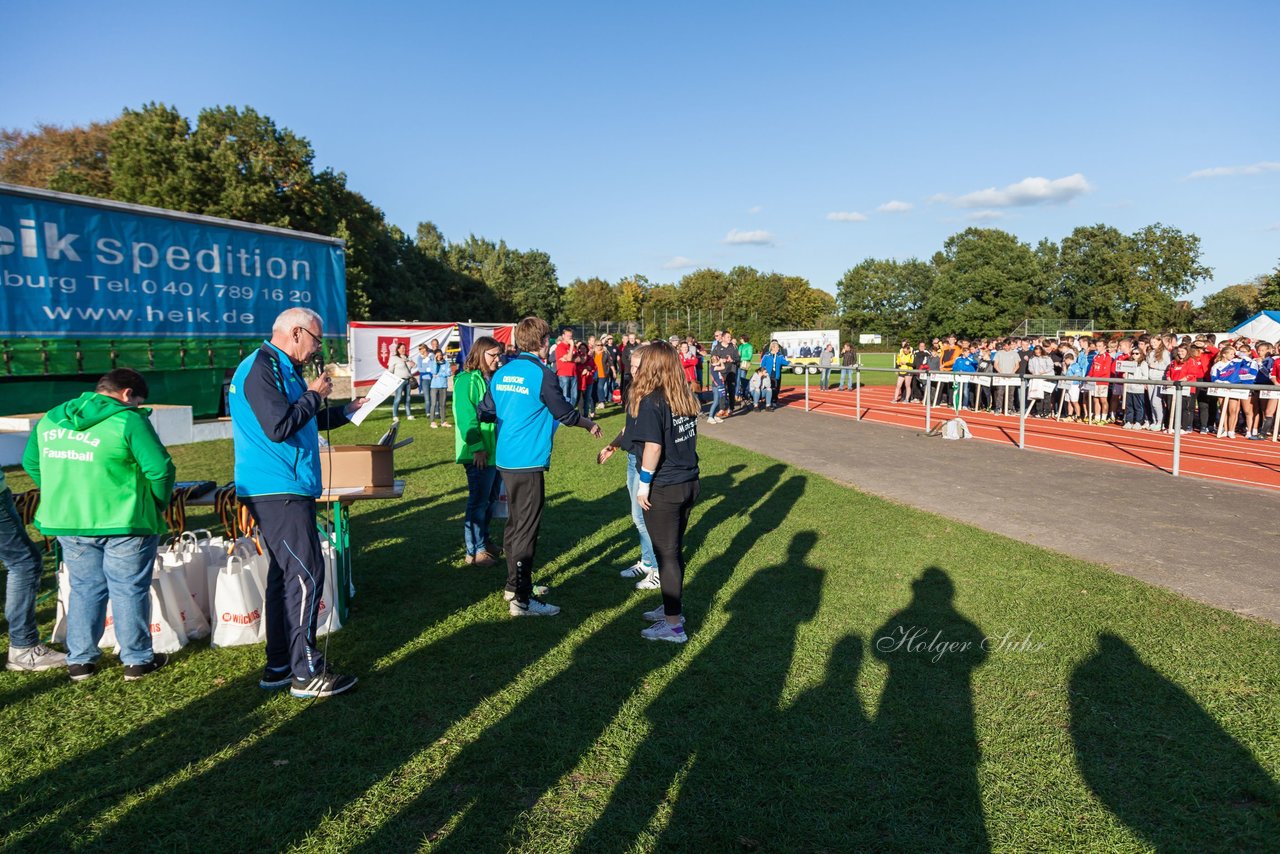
xmin=229 ymin=343 xmax=349 ymax=499
xmin=478 ymin=352 xmax=583 ymax=471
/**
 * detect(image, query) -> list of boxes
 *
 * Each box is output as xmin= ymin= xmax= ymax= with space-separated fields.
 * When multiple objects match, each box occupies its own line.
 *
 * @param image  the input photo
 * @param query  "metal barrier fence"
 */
xmin=791 ymin=364 xmax=1280 ymax=478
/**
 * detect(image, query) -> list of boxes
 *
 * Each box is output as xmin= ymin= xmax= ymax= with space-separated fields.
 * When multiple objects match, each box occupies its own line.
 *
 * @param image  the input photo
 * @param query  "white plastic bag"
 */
xmin=51 ymin=562 xmax=71 ymax=644
xmin=315 ymin=537 xmax=342 ymax=637
xmin=148 ymin=573 xmax=188 ymax=654
xmin=490 ymin=478 xmax=508 ymax=521
xmin=156 ymin=554 xmax=209 ymax=641
xmin=174 ymin=532 xmax=211 ymax=621
xmin=210 ymin=553 xmax=267 ymax=648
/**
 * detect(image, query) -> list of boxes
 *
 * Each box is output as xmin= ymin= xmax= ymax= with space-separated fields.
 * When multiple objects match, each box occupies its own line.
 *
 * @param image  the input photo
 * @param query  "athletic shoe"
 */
xmin=290 ymin=671 xmax=358 ymax=699
xmin=509 ymin=598 xmax=560 ymax=617
xmin=431 ymin=422 xmax=439 ymax=429
xmin=707 ymin=416 xmax=721 ymax=424
xmin=641 ymin=620 xmax=687 ymax=643
xmin=6 ymin=643 xmax=67 ymax=672
xmin=472 ymin=551 xmax=498 ymax=567
xmin=407 ymin=414 xmax=415 ymax=420
xmin=123 ymin=653 xmax=169 ymax=682
xmin=259 ymin=666 xmax=292 ymax=690
xmin=643 ymin=605 xmax=682 ymax=622
xmin=503 ymin=585 xmax=549 ymax=600
xmin=68 ymin=662 xmax=97 ymax=683
xmin=635 ymin=568 xmax=661 ymax=590
xmin=463 ymin=553 xmax=475 ymax=565
xmin=1248 ymin=434 xmax=1266 ymax=441
xmin=441 ymin=421 xmax=451 ymax=427
xmin=620 ymin=561 xmax=656 ymax=578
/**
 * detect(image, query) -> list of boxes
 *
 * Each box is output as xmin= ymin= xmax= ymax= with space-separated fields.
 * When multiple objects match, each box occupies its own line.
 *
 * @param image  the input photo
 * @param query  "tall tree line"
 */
xmin=0 ymin=104 xmax=559 ymax=323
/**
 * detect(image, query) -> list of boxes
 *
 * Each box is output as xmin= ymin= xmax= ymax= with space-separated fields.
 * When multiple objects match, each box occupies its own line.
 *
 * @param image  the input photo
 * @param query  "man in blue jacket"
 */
xmin=479 ymin=316 xmax=602 ymax=616
xmin=229 ymin=307 xmax=365 ymax=699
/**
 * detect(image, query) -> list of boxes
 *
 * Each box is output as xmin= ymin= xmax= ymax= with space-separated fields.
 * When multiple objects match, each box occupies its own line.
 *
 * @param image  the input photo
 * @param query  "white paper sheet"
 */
xmin=349 ymin=371 xmax=402 ymax=426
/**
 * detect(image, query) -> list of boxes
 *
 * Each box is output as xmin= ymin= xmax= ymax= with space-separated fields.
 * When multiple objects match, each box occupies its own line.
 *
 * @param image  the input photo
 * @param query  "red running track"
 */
xmin=778 ymin=385 xmax=1280 ymax=491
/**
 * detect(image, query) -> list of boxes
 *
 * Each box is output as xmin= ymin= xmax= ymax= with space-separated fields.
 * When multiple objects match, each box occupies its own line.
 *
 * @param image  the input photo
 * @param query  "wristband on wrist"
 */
xmin=638 ymin=468 xmax=655 ymax=485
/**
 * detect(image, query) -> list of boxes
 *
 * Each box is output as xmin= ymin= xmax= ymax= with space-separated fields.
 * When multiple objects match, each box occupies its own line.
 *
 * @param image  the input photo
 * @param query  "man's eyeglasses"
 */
xmin=295 ymin=327 xmax=323 ymax=347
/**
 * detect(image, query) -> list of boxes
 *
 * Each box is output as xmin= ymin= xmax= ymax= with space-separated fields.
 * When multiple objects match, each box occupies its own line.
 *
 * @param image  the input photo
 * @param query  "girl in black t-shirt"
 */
xmin=627 ymin=341 xmax=701 ymax=643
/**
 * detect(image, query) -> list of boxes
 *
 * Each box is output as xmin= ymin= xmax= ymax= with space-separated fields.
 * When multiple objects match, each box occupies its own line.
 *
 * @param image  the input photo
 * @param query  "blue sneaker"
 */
xmin=259 ymin=666 xmax=292 ymax=690
xmin=641 ymin=620 xmax=687 ymax=644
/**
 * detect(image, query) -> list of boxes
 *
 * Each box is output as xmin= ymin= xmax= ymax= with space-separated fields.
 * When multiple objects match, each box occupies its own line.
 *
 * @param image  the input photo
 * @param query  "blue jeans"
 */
xmin=820 ymin=368 xmax=832 ymax=389
xmin=1125 ymin=392 xmax=1148 ymax=425
xmin=391 ymin=379 xmax=411 ymax=418
xmin=838 ymin=367 xmax=854 ymax=390
xmin=463 ymin=463 xmax=502 ymax=556
xmin=752 ymin=387 xmax=773 ymax=408
xmin=625 ymin=453 xmax=657 ymax=568
xmin=595 ymin=377 xmax=610 ymax=406
xmin=709 ymin=388 xmax=724 ymax=415
xmin=59 ymin=534 xmax=159 ymax=666
xmin=736 ymin=370 xmax=751 ymax=397
xmin=1 ymin=489 xmax=44 ymax=648
xmin=558 ymin=375 xmax=578 ymax=405
xmin=580 ymin=382 xmax=595 ymax=416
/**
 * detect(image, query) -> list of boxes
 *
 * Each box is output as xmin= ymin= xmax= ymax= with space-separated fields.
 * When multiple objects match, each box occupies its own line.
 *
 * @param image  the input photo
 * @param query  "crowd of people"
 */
xmin=1 ymin=310 xmax=709 ymax=695
xmin=882 ymin=333 xmax=1280 ymax=439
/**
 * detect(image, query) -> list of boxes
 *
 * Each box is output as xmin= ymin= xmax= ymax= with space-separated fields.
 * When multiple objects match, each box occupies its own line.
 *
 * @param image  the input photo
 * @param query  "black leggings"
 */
xmin=642 ymin=479 xmax=700 ymax=617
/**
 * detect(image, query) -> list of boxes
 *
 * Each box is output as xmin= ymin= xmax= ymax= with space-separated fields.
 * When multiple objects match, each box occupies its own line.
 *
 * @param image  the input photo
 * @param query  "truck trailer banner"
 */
xmin=0 ymin=184 xmax=346 ymax=338
xmin=770 ymin=329 xmax=840 ymax=361
xmin=349 ymin=322 xmax=457 ymax=388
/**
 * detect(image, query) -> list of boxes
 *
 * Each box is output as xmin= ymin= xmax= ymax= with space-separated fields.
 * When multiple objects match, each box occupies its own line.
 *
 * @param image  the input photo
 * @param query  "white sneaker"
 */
xmin=6 ymin=643 xmax=68 ymax=672
xmin=407 ymin=414 xmax=415 ymax=420
xmin=641 ymin=620 xmax=687 ymax=643
xmin=620 ymin=561 xmax=655 ymax=579
xmin=431 ymin=422 xmax=439 ymax=429
xmin=643 ymin=605 xmax=682 ymax=622
xmin=635 ymin=568 xmax=661 ymax=590
xmin=503 ymin=585 xmax=549 ymax=600
xmin=509 ymin=598 xmax=560 ymax=617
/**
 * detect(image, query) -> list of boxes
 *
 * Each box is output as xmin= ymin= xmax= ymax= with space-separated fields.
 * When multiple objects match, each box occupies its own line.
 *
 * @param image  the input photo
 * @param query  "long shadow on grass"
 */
xmin=346 ymin=464 xmax=798 ymax=850
xmin=0 ymin=483 xmax=532 ymax=849
xmin=73 ymin=511 xmax=639 ymax=849
xmin=578 ymin=527 xmax=825 ymax=850
xmin=869 ymin=566 xmax=990 ymax=851
xmin=1070 ymin=633 xmax=1280 ymax=850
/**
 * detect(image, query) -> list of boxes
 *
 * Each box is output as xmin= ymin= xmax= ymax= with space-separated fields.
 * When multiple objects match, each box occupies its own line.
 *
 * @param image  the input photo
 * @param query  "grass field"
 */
xmin=2 ymin=405 xmax=1278 ymax=852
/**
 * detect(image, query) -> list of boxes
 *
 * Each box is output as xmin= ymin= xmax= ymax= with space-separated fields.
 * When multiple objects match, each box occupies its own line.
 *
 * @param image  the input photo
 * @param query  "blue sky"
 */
xmin=4 ymin=1 xmax=1277 ymax=304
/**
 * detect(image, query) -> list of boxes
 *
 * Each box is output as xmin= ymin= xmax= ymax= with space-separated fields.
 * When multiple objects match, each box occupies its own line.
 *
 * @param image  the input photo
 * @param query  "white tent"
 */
xmin=1229 ymin=311 xmax=1280 ymax=342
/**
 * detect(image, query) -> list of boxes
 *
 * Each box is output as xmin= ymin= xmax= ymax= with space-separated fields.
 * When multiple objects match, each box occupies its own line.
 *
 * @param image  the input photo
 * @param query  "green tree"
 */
xmin=836 ymin=258 xmax=932 ymax=341
xmin=1194 ymin=282 xmax=1261 ymax=331
xmin=1258 ymin=261 xmax=1280 ymax=312
xmin=1130 ymin=223 xmax=1212 ymax=329
xmin=614 ymin=275 xmax=648 ymax=323
xmin=925 ymin=228 xmax=1038 ymax=337
xmin=563 ymin=277 xmax=618 ymax=320
xmin=1056 ymin=224 xmax=1137 ymax=329
xmin=0 ymin=120 xmax=116 ymax=197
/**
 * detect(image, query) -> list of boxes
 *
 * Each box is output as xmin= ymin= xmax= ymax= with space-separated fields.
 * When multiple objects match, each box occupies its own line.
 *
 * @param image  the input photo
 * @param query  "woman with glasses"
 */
xmin=453 ymin=337 xmax=505 ymax=566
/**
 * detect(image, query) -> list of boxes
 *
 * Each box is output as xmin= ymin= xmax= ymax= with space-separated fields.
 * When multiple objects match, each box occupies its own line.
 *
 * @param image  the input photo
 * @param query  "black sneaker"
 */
xmin=290 ymin=671 xmax=358 ymax=699
xmin=259 ymin=666 xmax=293 ymax=690
xmin=123 ymin=653 xmax=169 ymax=682
xmin=68 ymin=662 xmax=97 ymax=683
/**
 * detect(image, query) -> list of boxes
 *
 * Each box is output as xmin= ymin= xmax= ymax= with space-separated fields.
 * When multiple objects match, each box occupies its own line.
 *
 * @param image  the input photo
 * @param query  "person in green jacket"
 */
xmin=736 ymin=334 xmax=755 ymax=402
xmin=453 ymin=337 xmax=503 ymax=567
xmin=22 ymin=368 xmax=176 ymax=683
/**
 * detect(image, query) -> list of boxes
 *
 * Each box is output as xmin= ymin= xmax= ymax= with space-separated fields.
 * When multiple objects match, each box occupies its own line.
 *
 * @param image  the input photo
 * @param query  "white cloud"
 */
xmin=747 ymin=205 xmax=763 ymax=214
xmin=877 ymin=200 xmax=913 ymax=213
xmin=663 ymin=256 xmax=699 ymax=270
xmin=825 ymin=211 xmax=868 ymax=222
xmin=934 ymin=173 xmax=1093 ymax=208
xmin=1186 ymin=161 xmax=1280 ymax=179
xmin=965 ymin=210 xmax=1006 ymax=221
xmin=724 ymin=228 xmax=774 ymax=245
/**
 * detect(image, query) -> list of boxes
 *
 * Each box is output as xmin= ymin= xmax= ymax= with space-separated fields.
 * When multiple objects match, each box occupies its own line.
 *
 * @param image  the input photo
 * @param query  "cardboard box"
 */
xmin=321 ymin=445 xmax=396 ymax=490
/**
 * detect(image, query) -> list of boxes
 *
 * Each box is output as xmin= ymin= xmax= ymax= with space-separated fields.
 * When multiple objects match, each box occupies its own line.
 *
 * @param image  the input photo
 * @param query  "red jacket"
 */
xmin=1167 ymin=359 xmax=1203 ymax=383
xmin=681 ymin=355 xmax=698 ymax=383
xmin=1087 ymin=352 xmax=1114 ymax=379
